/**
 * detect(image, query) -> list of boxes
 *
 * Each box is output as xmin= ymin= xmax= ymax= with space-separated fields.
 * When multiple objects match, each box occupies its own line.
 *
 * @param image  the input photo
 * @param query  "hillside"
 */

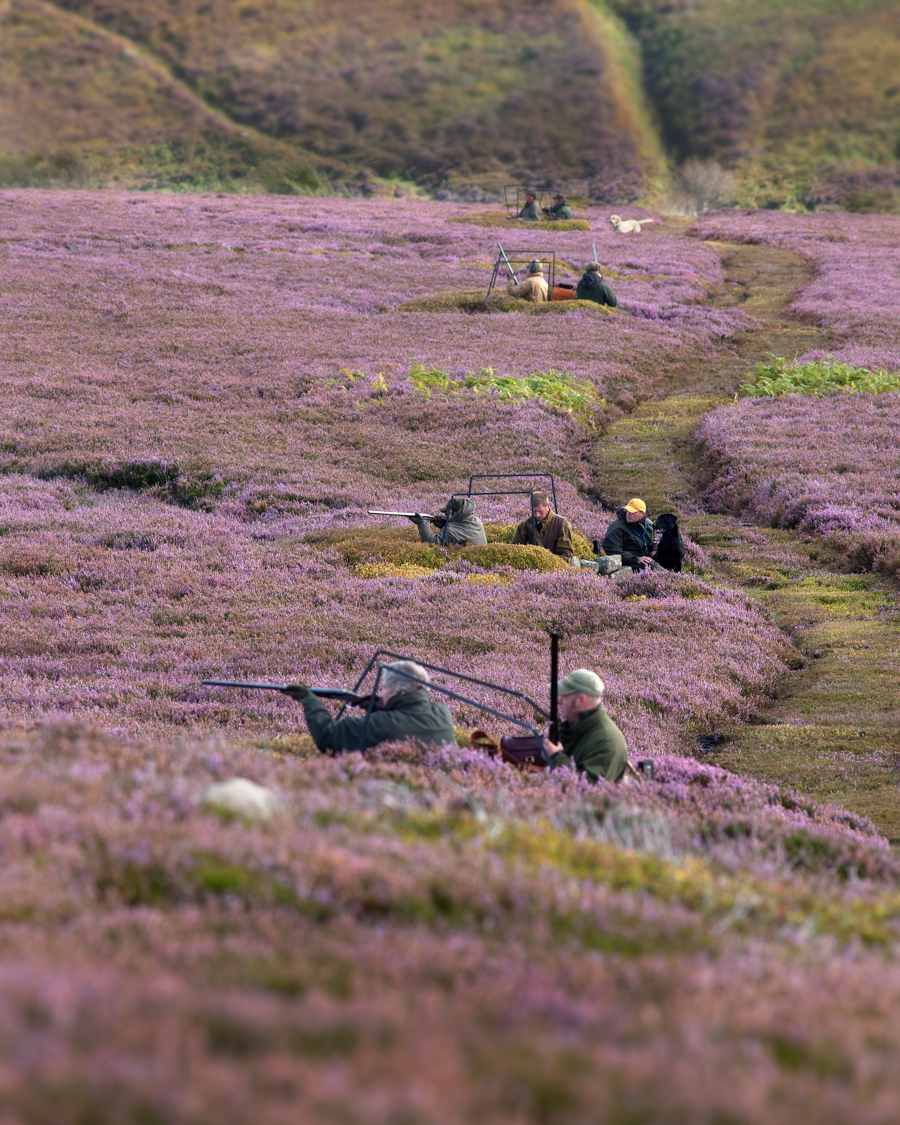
xmin=10 ymin=0 xmax=664 ymax=199
xmin=611 ymin=0 xmax=900 ymax=208
xmin=3 ymin=0 xmax=900 ymax=204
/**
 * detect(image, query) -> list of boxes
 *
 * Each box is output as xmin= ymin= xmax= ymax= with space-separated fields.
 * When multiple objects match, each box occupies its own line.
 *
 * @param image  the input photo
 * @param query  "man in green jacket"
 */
xmin=547 ymin=193 xmax=573 ymax=220
xmin=543 ymin=669 xmax=628 ymax=783
xmin=286 ymin=660 xmax=457 ymax=754
xmin=517 ymin=192 xmax=542 ymax=220
xmin=576 ymin=263 xmax=617 ymax=307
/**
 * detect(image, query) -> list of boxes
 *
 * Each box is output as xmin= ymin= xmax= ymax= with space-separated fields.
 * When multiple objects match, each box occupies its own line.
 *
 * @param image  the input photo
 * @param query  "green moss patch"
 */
xmin=397 ymin=290 xmax=612 ymax=315
xmin=305 ymin=526 xmax=572 ymax=576
xmin=447 ymin=212 xmax=591 ymax=231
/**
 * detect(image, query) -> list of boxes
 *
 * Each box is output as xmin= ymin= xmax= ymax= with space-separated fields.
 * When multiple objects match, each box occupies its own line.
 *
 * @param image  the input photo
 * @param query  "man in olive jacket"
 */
xmin=548 ymin=194 xmax=573 ymax=220
xmin=543 ymin=669 xmax=627 ymax=783
xmin=601 ymin=497 xmax=659 ymax=570
xmin=286 ymin=660 xmax=456 ymax=754
xmin=512 ymin=491 xmax=574 ymax=562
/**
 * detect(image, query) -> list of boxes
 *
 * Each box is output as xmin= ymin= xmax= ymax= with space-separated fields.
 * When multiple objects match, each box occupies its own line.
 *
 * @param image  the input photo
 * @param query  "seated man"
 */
xmin=512 ymin=491 xmax=574 ymax=562
xmin=507 ymin=259 xmax=549 ymax=303
xmin=547 ymin=193 xmax=573 ymax=220
xmin=543 ymin=669 xmax=627 ymax=783
xmin=601 ymin=498 xmax=659 ymax=571
xmin=410 ymin=497 xmax=487 ymax=546
xmin=517 ymin=192 xmax=542 ymax=220
xmin=288 ymin=660 xmax=457 ymax=755
xmin=576 ymin=262 xmax=617 ymax=307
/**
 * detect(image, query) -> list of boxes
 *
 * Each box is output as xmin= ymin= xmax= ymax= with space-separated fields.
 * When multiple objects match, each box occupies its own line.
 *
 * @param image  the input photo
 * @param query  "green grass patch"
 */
xmin=447 ymin=212 xmax=591 ymax=231
xmin=408 ymin=363 xmax=605 ymax=426
xmin=741 ymin=356 xmax=900 ymax=398
xmin=397 ymin=290 xmax=611 ymax=316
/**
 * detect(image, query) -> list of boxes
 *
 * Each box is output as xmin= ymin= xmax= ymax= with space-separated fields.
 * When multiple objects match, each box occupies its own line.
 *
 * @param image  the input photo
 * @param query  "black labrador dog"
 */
xmin=653 ymin=512 xmax=684 ymax=572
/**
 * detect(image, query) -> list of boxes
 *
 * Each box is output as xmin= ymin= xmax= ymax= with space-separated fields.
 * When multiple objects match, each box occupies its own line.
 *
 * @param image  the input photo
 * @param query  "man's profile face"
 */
xmin=525 ymin=193 xmax=535 ymax=202
xmin=533 ymin=501 xmax=551 ymax=521
xmin=625 ymin=509 xmax=644 ymax=523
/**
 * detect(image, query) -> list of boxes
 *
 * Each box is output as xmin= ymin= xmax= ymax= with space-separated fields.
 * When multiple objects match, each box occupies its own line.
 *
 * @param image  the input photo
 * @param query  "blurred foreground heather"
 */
xmin=0 ymin=722 xmax=899 ymax=1124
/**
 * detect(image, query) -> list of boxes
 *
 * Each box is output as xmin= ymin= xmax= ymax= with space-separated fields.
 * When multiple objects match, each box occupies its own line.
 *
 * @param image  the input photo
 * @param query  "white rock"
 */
xmin=202 ymin=777 xmax=280 ymax=821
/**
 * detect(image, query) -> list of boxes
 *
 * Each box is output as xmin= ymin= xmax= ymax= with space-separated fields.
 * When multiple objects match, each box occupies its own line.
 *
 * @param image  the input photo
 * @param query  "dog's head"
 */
xmin=655 ymin=512 xmax=679 ymax=535
xmin=608 ymin=215 xmax=621 ymax=228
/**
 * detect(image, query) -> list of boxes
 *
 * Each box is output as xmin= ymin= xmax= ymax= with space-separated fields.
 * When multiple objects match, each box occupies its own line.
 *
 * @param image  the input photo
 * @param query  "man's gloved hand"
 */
xmin=283 ymin=684 xmax=310 ymax=701
xmin=407 ymin=513 xmax=425 ymax=525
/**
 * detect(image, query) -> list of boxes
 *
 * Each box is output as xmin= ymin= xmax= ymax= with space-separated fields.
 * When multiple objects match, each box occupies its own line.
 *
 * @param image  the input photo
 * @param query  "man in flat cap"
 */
xmin=547 ymin=193 xmax=573 ymax=220
xmin=512 ymin=490 xmax=574 ymax=561
xmin=543 ymin=669 xmax=628 ymax=783
xmin=507 ymin=258 xmax=549 ymax=303
xmin=517 ymin=192 xmax=542 ymax=220
xmin=601 ymin=498 xmax=658 ymax=570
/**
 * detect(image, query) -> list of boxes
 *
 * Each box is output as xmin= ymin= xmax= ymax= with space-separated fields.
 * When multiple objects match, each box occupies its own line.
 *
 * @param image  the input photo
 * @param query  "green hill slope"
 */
xmin=42 ymin=0 xmax=665 ymax=199
xmin=3 ymin=0 xmax=899 ymax=206
xmin=0 ymin=0 xmax=341 ymax=191
xmin=611 ymin=0 xmax=900 ymax=207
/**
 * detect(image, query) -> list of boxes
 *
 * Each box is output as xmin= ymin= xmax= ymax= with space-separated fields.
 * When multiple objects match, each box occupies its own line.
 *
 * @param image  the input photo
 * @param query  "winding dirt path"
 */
xmin=594 ymin=235 xmax=900 ymax=842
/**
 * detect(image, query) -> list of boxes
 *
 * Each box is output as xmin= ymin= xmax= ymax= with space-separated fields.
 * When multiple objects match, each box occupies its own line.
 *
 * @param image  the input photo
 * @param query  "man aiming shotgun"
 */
xmin=369 ymin=497 xmax=487 ymax=547
xmin=205 ymin=661 xmax=457 ymax=754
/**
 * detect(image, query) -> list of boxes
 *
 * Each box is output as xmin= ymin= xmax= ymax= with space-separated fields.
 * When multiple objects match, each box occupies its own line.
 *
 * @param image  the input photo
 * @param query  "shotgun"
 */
xmin=202 ymin=681 xmax=365 ymax=704
xmin=367 ymin=510 xmax=441 ymax=521
xmin=497 ymin=242 xmax=517 ymax=281
xmin=591 ymin=242 xmax=597 ymax=263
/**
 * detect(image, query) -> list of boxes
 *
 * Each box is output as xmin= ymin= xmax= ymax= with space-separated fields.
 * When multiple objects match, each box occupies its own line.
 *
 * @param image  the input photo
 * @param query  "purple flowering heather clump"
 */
xmin=696 ymin=393 xmax=900 ymax=573
xmin=692 ymin=210 xmax=900 ymax=370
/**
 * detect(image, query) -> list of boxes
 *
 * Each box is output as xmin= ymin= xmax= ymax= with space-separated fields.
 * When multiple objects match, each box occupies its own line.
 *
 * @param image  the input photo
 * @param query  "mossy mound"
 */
xmin=397 ymin=290 xmax=612 ymax=315
xmin=447 ymin=213 xmax=591 ymax=232
xmin=306 ymin=525 xmax=574 ymax=576
xmin=485 ymin=522 xmax=594 ymax=557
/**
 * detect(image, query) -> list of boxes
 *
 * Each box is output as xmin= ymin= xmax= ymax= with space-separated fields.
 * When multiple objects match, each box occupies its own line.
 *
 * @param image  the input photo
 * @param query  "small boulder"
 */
xmin=610 ymin=566 xmax=634 ymax=582
xmin=202 ymin=777 xmax=281 ymax=822
xmin=595 ymin=554 xmax=622 ymax=575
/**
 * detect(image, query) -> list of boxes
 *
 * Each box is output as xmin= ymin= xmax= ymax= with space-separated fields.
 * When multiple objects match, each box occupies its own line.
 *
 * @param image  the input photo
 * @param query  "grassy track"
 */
xmin=592 ymin=234 xmax=900 ymax=842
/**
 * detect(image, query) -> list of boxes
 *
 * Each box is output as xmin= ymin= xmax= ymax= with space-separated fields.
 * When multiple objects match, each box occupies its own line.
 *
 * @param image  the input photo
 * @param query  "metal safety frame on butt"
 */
xmin=334 ymin=647 xmax=556 ymax=761
xmin=488 ymin=248 xmax=557 ymax=296
xmin=464 ymin=472 xmax=559 ymax=546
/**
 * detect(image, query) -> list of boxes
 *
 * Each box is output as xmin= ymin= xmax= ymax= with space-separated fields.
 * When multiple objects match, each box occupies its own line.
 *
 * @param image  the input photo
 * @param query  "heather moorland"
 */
xmin=0 ymin=191 xmax=899 ymax=1121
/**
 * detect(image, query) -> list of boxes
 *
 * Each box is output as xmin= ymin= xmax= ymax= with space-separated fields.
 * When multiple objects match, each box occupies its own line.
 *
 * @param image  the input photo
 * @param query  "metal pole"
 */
xmin=549 ymin=631 xmax=559 ymax=742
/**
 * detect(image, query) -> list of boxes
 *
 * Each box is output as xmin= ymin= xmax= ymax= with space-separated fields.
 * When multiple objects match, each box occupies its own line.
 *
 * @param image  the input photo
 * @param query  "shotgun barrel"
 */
xmin=367 ymin=510 xmax=440 ymax=521
xmin=497 ymin=242 xmax=517 ymax=281
xmin=202 ymin=681 xmax=363 ymax=703
xmin=548 ymin=630 xmax=560 ymax=743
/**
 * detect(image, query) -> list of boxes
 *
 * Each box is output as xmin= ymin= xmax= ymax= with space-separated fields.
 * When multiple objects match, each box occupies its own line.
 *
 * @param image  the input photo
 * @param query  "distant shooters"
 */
xmin=410 ymin=497 xmax=487 ymax=546
xmin=512 ymin=491 xmax=574 ymax=562
xmin=507 ymin=259 xmax=549 ymax=303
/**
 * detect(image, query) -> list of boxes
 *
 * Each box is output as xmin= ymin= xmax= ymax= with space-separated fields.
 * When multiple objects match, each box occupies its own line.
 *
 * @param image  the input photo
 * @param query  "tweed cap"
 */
xmin=557 ymin=669 xmax=605 ymax=698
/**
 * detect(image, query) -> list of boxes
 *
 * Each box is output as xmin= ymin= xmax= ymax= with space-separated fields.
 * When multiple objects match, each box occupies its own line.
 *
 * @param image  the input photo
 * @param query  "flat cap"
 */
xmin=557 ymin=669 xmax=605 ymax=697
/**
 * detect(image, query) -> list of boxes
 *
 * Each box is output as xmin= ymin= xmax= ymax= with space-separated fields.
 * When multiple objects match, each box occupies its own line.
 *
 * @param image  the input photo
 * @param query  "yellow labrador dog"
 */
xmin=609 ymin=215 xmax=654 ymax=233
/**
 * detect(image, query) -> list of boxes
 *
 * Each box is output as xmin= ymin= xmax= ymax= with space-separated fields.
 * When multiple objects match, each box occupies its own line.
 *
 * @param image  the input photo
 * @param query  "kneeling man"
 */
xmin=512 ymin=491 xmax=574 ymax=562
xmin=287 ymin=660 xmax=456 ymax=754
xmin=543 ymin=669 xmax=627 ymax=783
